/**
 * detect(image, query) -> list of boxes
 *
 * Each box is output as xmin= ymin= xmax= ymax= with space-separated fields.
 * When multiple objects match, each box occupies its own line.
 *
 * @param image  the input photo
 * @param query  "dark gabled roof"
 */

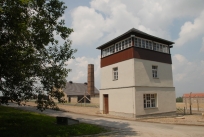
xmin=96 ymin=28 xmax=174 ymax=50
xmin=63 ymin=82 xmax=99 ymax=96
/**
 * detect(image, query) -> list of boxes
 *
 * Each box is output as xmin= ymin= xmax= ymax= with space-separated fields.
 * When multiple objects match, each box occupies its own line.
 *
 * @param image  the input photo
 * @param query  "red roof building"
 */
xmin=183 ymin=93 xmax=204 ymax=98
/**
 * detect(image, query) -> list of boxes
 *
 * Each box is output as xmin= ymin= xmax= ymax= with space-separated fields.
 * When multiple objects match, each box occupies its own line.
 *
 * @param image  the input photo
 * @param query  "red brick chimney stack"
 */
xmin=87 ymin=64 xmax=94 ymax=96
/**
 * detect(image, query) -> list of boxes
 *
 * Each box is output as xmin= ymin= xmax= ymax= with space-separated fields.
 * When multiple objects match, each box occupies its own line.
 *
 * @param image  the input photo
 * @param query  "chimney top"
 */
xmin=69 ymin=81 xmax=73 ymax=84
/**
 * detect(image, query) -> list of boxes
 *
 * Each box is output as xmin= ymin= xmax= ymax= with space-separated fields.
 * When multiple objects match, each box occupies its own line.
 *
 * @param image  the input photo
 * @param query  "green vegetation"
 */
xmin=176 ymin=97 xmax=183 ymax=102
xmin=0 ymin=106 xmax=107 ymax=137
xmin=0 ymin=0 xmax=76 ymax=110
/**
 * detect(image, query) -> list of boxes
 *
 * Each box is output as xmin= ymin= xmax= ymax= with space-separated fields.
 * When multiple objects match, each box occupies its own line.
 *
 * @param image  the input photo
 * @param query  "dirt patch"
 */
xmin=139 ymin=114 xmax=204 ymax=126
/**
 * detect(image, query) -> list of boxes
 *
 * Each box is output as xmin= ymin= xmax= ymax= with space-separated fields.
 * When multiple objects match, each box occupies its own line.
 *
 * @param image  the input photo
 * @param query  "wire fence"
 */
xmin=176 ymin=102 xmax=204 ymax=115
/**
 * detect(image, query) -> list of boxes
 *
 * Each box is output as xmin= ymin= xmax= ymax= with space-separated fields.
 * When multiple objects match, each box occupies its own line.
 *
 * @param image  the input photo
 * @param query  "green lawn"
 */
xmin=0 ymin=105 xmax=107 ymax=137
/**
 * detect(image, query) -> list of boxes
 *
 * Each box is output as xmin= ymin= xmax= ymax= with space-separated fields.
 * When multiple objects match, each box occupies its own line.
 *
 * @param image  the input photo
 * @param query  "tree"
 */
xmin=176 ymin=97 xmax=183 ymax=102
xmin=0 ymin=0 xmax=76 ymax=111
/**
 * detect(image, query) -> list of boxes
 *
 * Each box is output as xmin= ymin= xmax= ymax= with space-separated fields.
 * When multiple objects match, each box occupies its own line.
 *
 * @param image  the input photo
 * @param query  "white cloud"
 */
xmin=65 ymin=59 xmax=73 ymax=65
xmin=200 ymin=37 xmax=204 ymax=53
xmin=70 ymin=6 xmax=105 ymax=46
xmin=70 ymin=1 xmax=142 ymax=47
xmin=66 ymin=56 xmax=100 ymax=88
xmin=70 ymin=0 xmax=204 ymax=47
xmin=175 ymin=10 xmax=204 ymax=46
xmin=172 ymin=54 xmax=204 ymax=96
xmin=72 ymin=71 xmax=85 ymax=82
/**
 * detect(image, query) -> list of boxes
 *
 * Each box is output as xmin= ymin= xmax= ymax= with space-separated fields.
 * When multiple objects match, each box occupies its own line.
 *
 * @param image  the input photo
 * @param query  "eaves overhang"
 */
xmin=96 ymin=28 xmax=174 ymax=50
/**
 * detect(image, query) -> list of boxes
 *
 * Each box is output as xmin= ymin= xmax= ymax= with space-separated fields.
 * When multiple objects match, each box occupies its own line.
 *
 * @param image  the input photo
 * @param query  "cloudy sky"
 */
xmin=61 ymin=0 xmax=204 ymax=97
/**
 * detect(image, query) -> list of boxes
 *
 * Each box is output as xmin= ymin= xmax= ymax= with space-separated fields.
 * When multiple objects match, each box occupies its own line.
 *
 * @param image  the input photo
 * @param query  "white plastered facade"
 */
xmin=100 ymin=58 xmax=176 ymax=117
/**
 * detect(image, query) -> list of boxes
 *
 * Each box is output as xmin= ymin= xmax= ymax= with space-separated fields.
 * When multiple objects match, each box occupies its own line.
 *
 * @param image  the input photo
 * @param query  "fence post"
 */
xmin=184 ymin=107 xmax=185 ymax=115
xmin=189 ymin=92 xmax=192 ymax=115
xmin=197 ymin=96 xmax=199 ymax=111
xmin=185 ymin=97 xmax=188 ymax=114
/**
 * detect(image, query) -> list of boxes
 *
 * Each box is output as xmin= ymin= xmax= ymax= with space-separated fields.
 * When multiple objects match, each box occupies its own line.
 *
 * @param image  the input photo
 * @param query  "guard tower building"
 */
xmin=97 ymin=28 xmax=176 ymax=118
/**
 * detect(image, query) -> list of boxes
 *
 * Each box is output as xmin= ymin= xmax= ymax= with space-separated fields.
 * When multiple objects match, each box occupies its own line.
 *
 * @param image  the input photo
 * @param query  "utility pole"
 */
xmin=189 ymin=92 xmax=192 ymax=115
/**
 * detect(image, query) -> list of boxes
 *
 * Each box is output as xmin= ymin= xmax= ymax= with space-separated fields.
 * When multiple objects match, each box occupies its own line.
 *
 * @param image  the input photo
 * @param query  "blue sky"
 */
xmin=60 ymin=0 xmax=204 ymax=97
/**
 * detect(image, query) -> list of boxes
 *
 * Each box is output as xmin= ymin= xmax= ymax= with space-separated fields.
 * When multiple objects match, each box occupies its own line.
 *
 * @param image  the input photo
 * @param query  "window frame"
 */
xmin=134 ymin=37 xmax=170 ymax=53
xmin=143 ymin=94 xmax=157 ymax=108
xmin=152 ymin=65 xmax=158 ymax=78
xmin=113 ymin=67 xmax=118 ymax=81
xmin=102 ymin=36 xmax=170 ymax=58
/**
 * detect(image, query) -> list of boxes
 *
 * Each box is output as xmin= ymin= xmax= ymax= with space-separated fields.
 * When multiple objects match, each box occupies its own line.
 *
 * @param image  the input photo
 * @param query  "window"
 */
xmin=118 ymin=42 xmax=121 ymax=51
xmin=144 ymin=94 xmax=156 ymax=108
xmin=122 ymin=41 xmax=124 ymax=49
xmin=146 ymin=40 xmax=149 ymax=49
xmin=128 ymin=38 xmax=132 ymax=47
xmin=160 ymin=44 xmax=163 ymax=52
xmin=163 ymin=45 xmax=166 ymax=53
xmin=113 ymin=67 xmax=118 ymax=80
xmin=152 ymin=66 xmax=158 ymax=78
xmin=116 ymin=44 xmax=118 ymax=52
xmin=166 ymin=46 xmax=169 ymax=53
xmin=149 ymin=41 xmax=152 ymax=50
xmin=102 ymin=50 xmax=105 ymax=57
xmin=138 ymin=38 xmax=141 ymax=47
xmin=106 ymin=48 xmax=110 ymax=55
xmin=134 ymin=38 xmax=138 ymax=47
xmin=101 ymin=36 xmax=170 ymax=58
xmin=156 ymin=43 xmax=160 ymax=51
xmin=153 ymin=43 xmax=156 ymax=51
xmin=110 ymin=45 xmax=115 ymax=54
xmin=142 ymin=39 xmax=145 ymax=48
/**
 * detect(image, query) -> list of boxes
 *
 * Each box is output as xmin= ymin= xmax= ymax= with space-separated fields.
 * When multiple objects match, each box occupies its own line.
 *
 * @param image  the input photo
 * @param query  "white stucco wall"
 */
xmin=100 ymin=57 xmax=175 ymax=117
xmin=101 ymin=58 xmax=174 ymax=89
xmin=100 ymin=87 xmax=136 ymax=117
xmin=135 ymin=87 xmax=176 ymax=116
xmin=134 ymin=58 xmax=173 ymax=87
xmin=101 ymin=59 xmax=135 ymax=89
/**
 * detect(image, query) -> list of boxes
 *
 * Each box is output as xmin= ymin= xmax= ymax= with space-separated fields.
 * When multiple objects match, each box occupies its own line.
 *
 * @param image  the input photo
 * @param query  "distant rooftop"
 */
xmin=183 ymin=93 xmax=204 ymax=98
xmin=63 ymin=82 xmax=99 ymax=96
xmin=96 ymin=28 xmax=174 ymax=50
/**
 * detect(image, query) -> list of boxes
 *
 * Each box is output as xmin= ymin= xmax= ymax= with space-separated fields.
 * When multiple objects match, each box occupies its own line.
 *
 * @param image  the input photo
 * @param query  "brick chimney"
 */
xmin=87 ymin=64 xmax=94 ymax=96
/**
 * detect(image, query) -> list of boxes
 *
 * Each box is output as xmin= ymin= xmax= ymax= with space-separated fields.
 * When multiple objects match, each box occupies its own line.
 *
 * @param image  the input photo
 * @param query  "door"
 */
xmin=103 ymin=94 xmax=109 ymax=114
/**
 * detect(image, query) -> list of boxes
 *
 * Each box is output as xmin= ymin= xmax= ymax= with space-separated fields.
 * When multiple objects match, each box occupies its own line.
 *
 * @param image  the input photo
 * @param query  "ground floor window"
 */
xmin=143 ymin=94 xmax=156 ymax=108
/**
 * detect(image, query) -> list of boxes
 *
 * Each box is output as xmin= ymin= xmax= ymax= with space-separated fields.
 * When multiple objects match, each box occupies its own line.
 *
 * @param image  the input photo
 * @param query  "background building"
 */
xmin=97 ymin=28 xmax=176 ymax=118
xmin=63 ymin=64 xmax=99 ymax=105
xmin=63 ymin=81 xmax=99 ymax=104
xmin=183 ymin=93 xmax=204 ymax=103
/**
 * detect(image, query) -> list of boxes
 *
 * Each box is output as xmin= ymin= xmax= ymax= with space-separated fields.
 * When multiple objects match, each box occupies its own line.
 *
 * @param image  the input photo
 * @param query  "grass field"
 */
xmin=0 ymin=105 xmax=107 ymax=137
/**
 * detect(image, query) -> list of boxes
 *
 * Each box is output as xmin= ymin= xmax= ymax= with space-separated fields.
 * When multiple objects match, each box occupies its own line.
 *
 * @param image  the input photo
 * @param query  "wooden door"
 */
xmin=103 ymin=94 xmax=109 ymax=114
